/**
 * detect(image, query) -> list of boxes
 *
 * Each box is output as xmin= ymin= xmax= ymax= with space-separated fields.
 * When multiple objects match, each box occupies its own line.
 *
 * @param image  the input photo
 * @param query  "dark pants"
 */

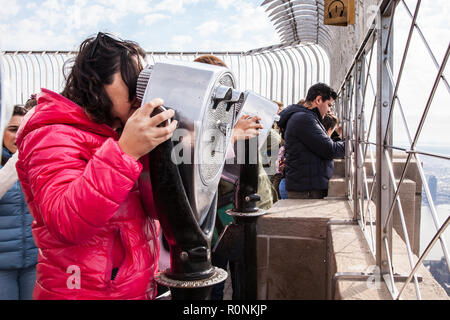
xmin=287 ymin=189 xmax=327 ymax=199
xmin=0 ymin=265 xmax=36 ymax=300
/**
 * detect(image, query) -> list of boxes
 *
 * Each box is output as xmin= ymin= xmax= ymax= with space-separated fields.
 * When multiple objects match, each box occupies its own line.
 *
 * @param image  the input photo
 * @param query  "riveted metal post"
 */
xmin=345 ymin=77 xmax=353 ymax=200
xmin=376 ymin=7 xmax=394 ymax=277
xmin=353 ymin=56 xmax=365 ymax=221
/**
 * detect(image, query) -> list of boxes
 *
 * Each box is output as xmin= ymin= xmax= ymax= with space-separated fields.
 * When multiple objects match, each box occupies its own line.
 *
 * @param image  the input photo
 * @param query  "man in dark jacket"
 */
xmin=278 ymin=83 xmax=345 ymax=199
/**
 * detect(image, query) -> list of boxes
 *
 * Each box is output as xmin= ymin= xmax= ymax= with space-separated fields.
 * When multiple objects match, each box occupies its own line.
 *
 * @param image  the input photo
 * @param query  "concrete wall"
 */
xmin=328 ymin=154 xmax=423 ymax=256
xmin=328 ymin=0 xmax=382 ymax=91
xmin=256 ymin=199 xmax=353 ymax=299
xmin=328 ymin=223 xmax=448 ymax=300
xmin=257 ymin=199 xmax=448 ymax=300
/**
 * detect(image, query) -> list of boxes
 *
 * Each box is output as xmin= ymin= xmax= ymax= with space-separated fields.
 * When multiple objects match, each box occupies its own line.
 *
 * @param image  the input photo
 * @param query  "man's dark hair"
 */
xmin=305 ymin=83 xmax=337 ymax=103
xmin=61 ymin=32 xmax=146 ymax=124
xmin=12 ymin=104 xmax=27 ymax=117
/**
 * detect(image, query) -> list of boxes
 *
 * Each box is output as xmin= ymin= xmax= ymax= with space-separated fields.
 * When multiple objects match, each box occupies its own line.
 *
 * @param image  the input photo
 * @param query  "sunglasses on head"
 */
xmin=88 ymin=32 xmax=127 ymax=59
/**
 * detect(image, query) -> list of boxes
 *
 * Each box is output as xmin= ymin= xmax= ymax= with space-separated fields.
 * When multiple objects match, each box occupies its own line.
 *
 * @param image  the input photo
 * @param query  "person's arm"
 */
xmin=20 ymin=126 xmax=143 ymax=245
xmin=0 ymin=152 xmax=19 ymax=198
xmin=290 ymin=114 xmax=345 ymax=160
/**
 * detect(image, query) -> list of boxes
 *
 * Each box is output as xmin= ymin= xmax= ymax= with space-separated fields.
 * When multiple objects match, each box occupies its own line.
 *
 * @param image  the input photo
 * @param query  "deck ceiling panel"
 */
xmin=262 ymin=0 xmax=331 ymax=54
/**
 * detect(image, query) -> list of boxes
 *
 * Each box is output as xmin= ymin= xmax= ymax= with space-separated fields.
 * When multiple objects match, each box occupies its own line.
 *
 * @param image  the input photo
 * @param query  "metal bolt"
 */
xmin=382 ymin=261 xmax=388 ymax=266
xmin=383 ymin=24 xmax=389 ymax=29
xmin=180 ymin=251 xmax=188 ymax=261
xmin=245 ymin=196 xmax=250 ymax=202
xmin=382 ymin=184 xmax=387 ymax=190
xmin=383 ymin=101 xmax=389 ymax=108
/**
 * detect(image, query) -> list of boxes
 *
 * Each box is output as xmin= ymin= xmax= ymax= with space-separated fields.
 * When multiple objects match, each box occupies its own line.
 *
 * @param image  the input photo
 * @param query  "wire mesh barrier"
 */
xmin=335 ymin=0 xmax=449 ymax=299
xmin=0 ymin=44 xmax=329 ymax=109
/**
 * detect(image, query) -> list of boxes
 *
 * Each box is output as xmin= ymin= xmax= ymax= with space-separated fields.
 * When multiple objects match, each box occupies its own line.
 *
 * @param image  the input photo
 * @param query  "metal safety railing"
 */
xmin=0 ymin=43 xmax=329 ymax=109
xmin=335 ymin=0 xmax=449 ymax=299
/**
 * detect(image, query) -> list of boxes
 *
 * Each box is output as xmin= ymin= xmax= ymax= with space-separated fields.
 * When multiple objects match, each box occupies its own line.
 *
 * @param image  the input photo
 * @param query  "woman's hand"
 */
xmin=232 ymin=114 xmax=263 ymax=143
xmin=118 ymin=98 xmax=177 ymax=160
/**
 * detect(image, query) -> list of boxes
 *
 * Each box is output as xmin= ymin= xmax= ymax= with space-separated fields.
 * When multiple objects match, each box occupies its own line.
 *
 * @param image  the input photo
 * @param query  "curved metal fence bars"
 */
xmin=335 ymin=0 xmax=450 ymax=299
xmin=0 ymin=44 xmax=329 ymax=109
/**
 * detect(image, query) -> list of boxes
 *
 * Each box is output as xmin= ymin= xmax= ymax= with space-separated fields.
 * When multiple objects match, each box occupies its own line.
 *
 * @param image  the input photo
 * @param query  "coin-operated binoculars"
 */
xmin=215 ymin=93 xmax=279 ymax=300
xmin=136 ymin=60 xmax=279 ymax=300
xmin=136 ymin=60 xmax=243 ymax=299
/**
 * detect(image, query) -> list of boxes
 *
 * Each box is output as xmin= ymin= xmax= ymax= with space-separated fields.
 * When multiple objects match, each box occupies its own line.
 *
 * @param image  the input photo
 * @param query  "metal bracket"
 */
xmin=331 ymin=271 xmax=423 ymax=300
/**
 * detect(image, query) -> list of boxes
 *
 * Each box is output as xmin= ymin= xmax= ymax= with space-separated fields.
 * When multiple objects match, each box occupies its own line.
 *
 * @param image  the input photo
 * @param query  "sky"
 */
xmin=0 ymin=0 xmax=279 ymax=52
xmin=0 ymin=0 xmax=449 ymax=147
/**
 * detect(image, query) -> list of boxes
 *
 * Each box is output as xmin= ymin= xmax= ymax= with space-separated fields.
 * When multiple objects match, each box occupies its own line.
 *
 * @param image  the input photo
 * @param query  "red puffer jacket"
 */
xmin=15 ymin=89 xmax=160 ymax=300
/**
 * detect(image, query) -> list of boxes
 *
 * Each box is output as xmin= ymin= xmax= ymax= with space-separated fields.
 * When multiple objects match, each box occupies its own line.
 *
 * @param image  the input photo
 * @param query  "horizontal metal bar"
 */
xmin=359 ymin=142 xmax=450 ymax=161
xmin=331 ymin=270 xmax=423 ymax=300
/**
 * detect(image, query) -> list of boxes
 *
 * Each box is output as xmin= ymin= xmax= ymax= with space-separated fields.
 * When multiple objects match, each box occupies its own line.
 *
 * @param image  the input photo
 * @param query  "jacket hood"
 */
xmin=16 ymin=89 xmax=118 ymax=148
xmin=2 ymin=146 xmax=12 ymax=161
xmin=278 ymin=104 xmax=304 ymax=132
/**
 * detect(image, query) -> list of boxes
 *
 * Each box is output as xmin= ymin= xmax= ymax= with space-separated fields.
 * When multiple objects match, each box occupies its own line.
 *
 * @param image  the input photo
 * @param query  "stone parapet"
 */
xmin=256 ymin=199 xmax=448 ymax=300
xmin=257 ymin=199 xmax=352 ymax=299
xmin=327 ymin=223 xmax=448 ymax=300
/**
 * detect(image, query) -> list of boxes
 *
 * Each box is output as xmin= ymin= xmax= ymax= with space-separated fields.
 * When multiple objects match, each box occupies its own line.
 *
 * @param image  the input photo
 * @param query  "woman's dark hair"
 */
xmin=61 ymin=32 xmax=146 ymax=124
xmin=305 ymin=83 xmax=337 ymax=103
xmin=2 ymin=105 xmax=27 ymax=164
xmin=24 ymin=94 xmax=37 ymax=111
xmin=322 ymin=113 xmax=339 ymax=132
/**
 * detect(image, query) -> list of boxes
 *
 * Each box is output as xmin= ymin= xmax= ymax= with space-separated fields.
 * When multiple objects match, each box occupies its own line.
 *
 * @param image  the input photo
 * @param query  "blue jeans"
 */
xmin=279 ymin=178 xmax=288 ymax=199
xmin=0 ymin=265 xmax=36 ymax=300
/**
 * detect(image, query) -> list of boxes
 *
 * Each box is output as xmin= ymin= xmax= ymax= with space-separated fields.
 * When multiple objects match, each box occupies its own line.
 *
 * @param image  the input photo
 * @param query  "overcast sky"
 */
xmin=0 ymin=0 xmax=448 ymax=147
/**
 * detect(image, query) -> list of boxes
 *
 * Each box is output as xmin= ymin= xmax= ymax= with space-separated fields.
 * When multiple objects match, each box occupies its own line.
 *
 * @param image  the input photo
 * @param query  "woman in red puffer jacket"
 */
xmin=15 ymin=32 xmax=178 ymax=300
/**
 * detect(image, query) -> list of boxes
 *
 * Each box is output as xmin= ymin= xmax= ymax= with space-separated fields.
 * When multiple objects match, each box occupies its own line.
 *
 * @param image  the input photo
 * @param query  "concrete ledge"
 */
xmin=332 ymin=156 xmax=422 ymax=194
xmin=328 ymin=177 xmax=420 ymax=255
xmin=256 ymin=199 xmax=447 ymax=300
xmin=327 ymin=224 xmax=448 ymax=300
xmin=328 ymin=177 xmax=416 ymax=198
xmin=257 ymin=199 xmax=353 ymax=300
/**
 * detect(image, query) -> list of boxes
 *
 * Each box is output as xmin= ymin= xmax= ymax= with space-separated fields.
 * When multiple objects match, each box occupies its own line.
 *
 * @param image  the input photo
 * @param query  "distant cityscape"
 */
xmin=423 ymin=172 xmax=450 ymax=206
xmin=420 ymin=145 xmax=450 ymax=206
xmin=419 ymin=146 xmax=450 ymax=296
xmin=424 ymin=258 xmax=450 ymax=295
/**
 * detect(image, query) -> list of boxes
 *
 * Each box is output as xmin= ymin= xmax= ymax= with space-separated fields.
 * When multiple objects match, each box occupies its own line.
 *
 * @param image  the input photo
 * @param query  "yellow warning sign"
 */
xmin=324 ymin=0 xmax=356 ymax=26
